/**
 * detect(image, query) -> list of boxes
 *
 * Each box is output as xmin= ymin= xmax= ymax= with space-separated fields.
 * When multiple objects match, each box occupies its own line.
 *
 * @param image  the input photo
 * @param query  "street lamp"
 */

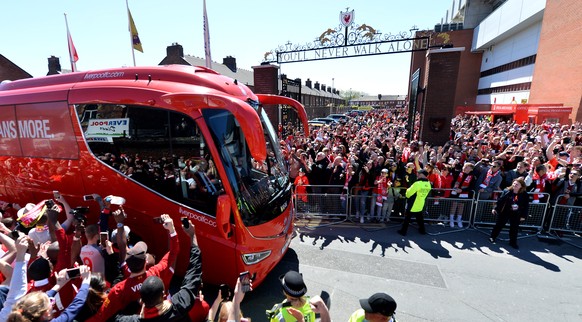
xmin=331 ymin=78 xmax=335 ymax=115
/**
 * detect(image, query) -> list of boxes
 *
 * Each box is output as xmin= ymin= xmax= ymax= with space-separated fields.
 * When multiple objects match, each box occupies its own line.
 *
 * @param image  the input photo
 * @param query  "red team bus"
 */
xmin=0 ymin=65 xmax=308 ymax=286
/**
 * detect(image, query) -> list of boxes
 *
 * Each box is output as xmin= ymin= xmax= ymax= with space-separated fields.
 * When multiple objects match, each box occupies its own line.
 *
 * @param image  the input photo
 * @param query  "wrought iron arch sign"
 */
xmin=263 ymin=8 xmax=436 ymax=64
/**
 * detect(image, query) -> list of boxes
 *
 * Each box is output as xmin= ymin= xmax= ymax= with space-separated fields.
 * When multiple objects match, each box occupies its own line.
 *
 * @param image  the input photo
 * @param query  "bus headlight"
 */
xmin=242 ymin=250 xmax=271 ymax=265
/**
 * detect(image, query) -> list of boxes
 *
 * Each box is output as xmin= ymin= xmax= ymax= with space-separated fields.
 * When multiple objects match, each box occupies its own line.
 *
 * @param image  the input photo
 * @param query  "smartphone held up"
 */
xmin=239 ymin=271 xmax=251 ymax=293
xmin=66 ymin=267 xmax=81 ymax=279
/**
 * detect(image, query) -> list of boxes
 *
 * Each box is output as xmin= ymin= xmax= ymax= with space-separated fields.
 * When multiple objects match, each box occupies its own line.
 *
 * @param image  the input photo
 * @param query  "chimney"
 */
xmin=327 ymin=87 xmax=331 ymax=93
xmin=167 ymin=43 xmax=184 ymax=58
xmin=305 ymin=78 xmax=312 ymax=88
xmin=314 ymin=82 xmax=320 ymax=90
xmin=321 ymin=84 xmax=326 ymax=92
xmin=47 ymin=56 xmax=61 ymax=75
xmin=223 ymin=56 xmax=237 ymax=72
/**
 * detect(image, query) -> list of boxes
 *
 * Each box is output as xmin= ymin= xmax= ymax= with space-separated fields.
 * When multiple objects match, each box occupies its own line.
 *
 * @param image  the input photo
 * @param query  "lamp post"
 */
xmin=330 ymin=78 xmax=335 ymax=115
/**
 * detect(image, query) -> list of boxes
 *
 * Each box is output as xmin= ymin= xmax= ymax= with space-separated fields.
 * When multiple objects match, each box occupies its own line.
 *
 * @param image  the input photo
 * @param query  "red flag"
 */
xmin=64 ymin=14 xmax=78 ymax=72
xmin=68 ymin=29 xmax=79 ymax=63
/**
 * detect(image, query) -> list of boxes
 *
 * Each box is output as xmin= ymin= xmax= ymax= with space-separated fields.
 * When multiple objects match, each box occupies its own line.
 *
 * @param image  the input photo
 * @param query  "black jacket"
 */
xmin=495 ymin=189 xmax=529 ymax=219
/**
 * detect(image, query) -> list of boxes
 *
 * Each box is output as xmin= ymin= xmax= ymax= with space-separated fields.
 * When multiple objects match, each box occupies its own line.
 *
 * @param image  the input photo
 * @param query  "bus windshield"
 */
xmin=204 ymin=103 xmax=291 ymax=227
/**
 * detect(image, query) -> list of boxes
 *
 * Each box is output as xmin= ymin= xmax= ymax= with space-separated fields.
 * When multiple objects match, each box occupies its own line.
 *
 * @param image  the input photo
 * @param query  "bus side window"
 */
xmin=79 ymin=104 xmax=222 ymax=216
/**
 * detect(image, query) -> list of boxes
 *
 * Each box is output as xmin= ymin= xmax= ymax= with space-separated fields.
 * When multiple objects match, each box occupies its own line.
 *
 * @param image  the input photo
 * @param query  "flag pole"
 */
xmin=64 ymin=13 xmax=77 ymax=72
xmin=203 ymin=0 xmax=212 ymax=68
xmin=126 ymin=0 xmax=136 ymax=66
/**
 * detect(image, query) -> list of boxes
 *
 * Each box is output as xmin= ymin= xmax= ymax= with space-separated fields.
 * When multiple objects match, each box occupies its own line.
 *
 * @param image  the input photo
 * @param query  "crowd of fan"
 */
xmin=285 ymin=109 xmax=582 ymax=227
xmin=0 ymin=107 xmax=580 ymax=321
xmin=0 ymin=193 xmax=396 ymax=322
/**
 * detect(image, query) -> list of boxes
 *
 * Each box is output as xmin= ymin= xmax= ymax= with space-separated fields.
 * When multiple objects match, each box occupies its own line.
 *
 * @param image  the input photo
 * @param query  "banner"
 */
xmin=85 ymin=118 xmax=130 ymax=137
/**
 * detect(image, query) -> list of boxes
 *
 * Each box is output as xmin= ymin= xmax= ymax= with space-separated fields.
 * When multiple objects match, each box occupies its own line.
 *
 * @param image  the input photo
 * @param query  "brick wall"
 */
xmin=528 ymin=0 xmax=582 ymax=122
xmin=252 ymin=64 xmax=280 ymax=126
xmin=420 ymin=50 xmax=462 ymax=145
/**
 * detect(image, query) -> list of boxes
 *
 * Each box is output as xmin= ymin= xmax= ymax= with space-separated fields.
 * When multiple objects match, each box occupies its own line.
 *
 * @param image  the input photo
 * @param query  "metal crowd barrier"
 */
xmin=293 ymin=184 xmax=571 ymax=245
xmin=294 ymin=184 xmax=348 ymax=228
xmin=548 ymin=194 xmax=582 ymax=249
xmin=473 ymin=191 xmax=549 ymax=240
xmin=347 ymin=186 xmax=407 ymax=225
xmin=424 ymin=189 xmax=474 ymax=235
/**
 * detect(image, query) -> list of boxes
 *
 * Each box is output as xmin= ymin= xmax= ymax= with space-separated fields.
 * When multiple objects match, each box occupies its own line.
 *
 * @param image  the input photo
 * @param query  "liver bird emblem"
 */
xmin=319 ymin=28 xmax=336 ymax=44
xmin=357 ymin=24 xmax=377 ymax=40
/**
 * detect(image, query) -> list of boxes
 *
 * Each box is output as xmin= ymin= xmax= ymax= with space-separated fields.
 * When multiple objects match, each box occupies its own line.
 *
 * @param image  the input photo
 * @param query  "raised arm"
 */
xmin=55 ymin=193 xmax=74 ymax=232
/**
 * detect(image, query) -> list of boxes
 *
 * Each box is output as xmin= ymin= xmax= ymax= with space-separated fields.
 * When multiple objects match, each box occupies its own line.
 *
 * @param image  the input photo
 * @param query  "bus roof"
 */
xmin=0 ymin=65 xmax=257 ymax=103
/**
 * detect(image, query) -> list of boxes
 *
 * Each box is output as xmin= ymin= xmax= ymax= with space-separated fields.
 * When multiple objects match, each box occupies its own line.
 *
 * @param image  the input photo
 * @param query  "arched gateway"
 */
xmin=262 ymin=8 xmax=452 ymax=142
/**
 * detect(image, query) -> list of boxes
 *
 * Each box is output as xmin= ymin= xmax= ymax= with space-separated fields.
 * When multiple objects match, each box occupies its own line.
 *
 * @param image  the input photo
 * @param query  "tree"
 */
xmin=341 ymin=89 xmax=366 ymax=105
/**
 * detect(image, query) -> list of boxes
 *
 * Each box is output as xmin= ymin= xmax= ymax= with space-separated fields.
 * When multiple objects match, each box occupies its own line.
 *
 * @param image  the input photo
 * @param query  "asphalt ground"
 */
xmin=236 ymin=219 xmax=582 ymax=322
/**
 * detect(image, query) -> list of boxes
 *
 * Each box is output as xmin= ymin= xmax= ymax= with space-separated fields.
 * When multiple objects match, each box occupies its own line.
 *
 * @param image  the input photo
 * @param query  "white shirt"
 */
xmin=80 ymin=244 xmax=106 ymax=276
xmin=28 ymin=227 xmax=51 ymax=245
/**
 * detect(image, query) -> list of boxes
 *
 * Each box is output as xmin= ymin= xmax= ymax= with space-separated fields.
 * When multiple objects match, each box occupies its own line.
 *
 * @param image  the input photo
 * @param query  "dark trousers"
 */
xmin=400 ymin=210 xmax=426 ymax=234
xmin=490 ymin=211 xmax=521 ymax=244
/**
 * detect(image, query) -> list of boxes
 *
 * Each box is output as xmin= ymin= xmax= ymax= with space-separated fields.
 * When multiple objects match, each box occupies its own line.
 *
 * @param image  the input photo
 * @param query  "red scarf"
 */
xmin=375 ymin=176 xmax=389 ymax=206
xmin=532 ymin=172 xmax=547 ymax=202
xmin=455 ymin=172 xmax=473 ymax=189
xmin=482 ymin=169 xmax=499 ymax=187
xmin=344 ymin=162 xmax=352 ymax=189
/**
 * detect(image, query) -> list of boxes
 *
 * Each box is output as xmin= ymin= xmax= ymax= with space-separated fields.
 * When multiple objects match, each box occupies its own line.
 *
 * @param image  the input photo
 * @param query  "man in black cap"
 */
xmin=349 ymin=292 xmax=397 ymax=322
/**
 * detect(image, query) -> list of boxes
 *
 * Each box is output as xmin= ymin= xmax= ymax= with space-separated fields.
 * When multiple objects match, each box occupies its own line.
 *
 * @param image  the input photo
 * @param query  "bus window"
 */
xmin=75 ymin=103 xmax=222 ymax=216
xmin=203 ymin=107 xmax=292 ymax=227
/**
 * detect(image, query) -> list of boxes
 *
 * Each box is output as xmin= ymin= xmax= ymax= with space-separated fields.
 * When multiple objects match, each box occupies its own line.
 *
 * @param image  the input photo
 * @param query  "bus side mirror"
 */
xmin=216 ymin=194 xmax=232 ymax=239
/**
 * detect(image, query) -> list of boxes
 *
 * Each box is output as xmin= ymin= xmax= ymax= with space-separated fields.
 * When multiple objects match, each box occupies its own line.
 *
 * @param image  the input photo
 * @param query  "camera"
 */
xmin=45 ymin=199 xmax=56 ymax=209
xmin=70 ymin=207 xmax=89 ymax=222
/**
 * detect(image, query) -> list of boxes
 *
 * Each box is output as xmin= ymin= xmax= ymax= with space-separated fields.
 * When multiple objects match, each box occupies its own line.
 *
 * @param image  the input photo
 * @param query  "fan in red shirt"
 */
xmin=87 ymin=213 xmax=180 ymax=322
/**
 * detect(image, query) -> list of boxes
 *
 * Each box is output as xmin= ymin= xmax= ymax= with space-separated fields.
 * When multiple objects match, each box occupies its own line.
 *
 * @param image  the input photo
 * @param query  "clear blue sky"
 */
xmin=2 ymin=0 xmax=451 ymax=95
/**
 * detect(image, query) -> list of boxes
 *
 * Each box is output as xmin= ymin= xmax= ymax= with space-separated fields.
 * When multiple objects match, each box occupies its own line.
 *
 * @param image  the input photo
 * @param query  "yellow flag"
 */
xmin=128 ymin=8 xmax=143 ymax=52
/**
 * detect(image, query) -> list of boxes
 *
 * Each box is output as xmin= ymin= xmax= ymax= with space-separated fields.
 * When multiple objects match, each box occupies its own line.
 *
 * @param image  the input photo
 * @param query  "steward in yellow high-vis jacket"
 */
xmin=397 ymin=169 xmax=432 ymax=236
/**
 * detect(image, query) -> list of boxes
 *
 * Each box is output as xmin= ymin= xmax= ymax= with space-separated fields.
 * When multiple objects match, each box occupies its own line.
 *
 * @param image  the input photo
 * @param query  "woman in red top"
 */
xmin=294 ymin=168 xmax=310 ymax=212
xmin=449 ymin=162 xmax=476 ymax=228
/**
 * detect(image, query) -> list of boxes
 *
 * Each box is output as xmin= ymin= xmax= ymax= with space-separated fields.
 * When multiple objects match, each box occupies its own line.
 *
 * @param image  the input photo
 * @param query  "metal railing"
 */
xmin=292 ymin=185 xmax=580 ymax=246
xmin=294 ymin=185 xmax=348 ymax=228
xmin=547 ymin=194 xmax=582 ymax=249
xmin=472 ymin=191 xmax=549 ymax=240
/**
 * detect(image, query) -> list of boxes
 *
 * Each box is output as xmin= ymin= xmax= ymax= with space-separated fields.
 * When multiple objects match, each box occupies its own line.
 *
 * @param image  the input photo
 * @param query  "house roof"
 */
xmin=181 ymin=55 xmax=254 ymax=87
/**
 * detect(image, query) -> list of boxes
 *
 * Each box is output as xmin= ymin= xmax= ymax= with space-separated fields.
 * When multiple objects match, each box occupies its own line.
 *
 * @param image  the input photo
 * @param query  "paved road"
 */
xmin=239 ymin=222 xmax=582 ymax=321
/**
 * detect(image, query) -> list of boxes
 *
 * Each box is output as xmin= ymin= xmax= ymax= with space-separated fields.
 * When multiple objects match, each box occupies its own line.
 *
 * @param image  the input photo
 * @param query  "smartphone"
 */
xmin=152 ymin=217 xmax=164 ymax=224
xmin=66 ymin=267 xmax=81 ymax=279
xmin=83 ymin=195 xmax=94 ymax=201
xmin=239 ymin=271 xmax=251 ymax=293
xmin=53 ymin=190 xmax=61 ymax=199
xmin=181 ymin=217 xmax=190 ymax=229
xmin=100 ymin=232 xmax=108 ymax=245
